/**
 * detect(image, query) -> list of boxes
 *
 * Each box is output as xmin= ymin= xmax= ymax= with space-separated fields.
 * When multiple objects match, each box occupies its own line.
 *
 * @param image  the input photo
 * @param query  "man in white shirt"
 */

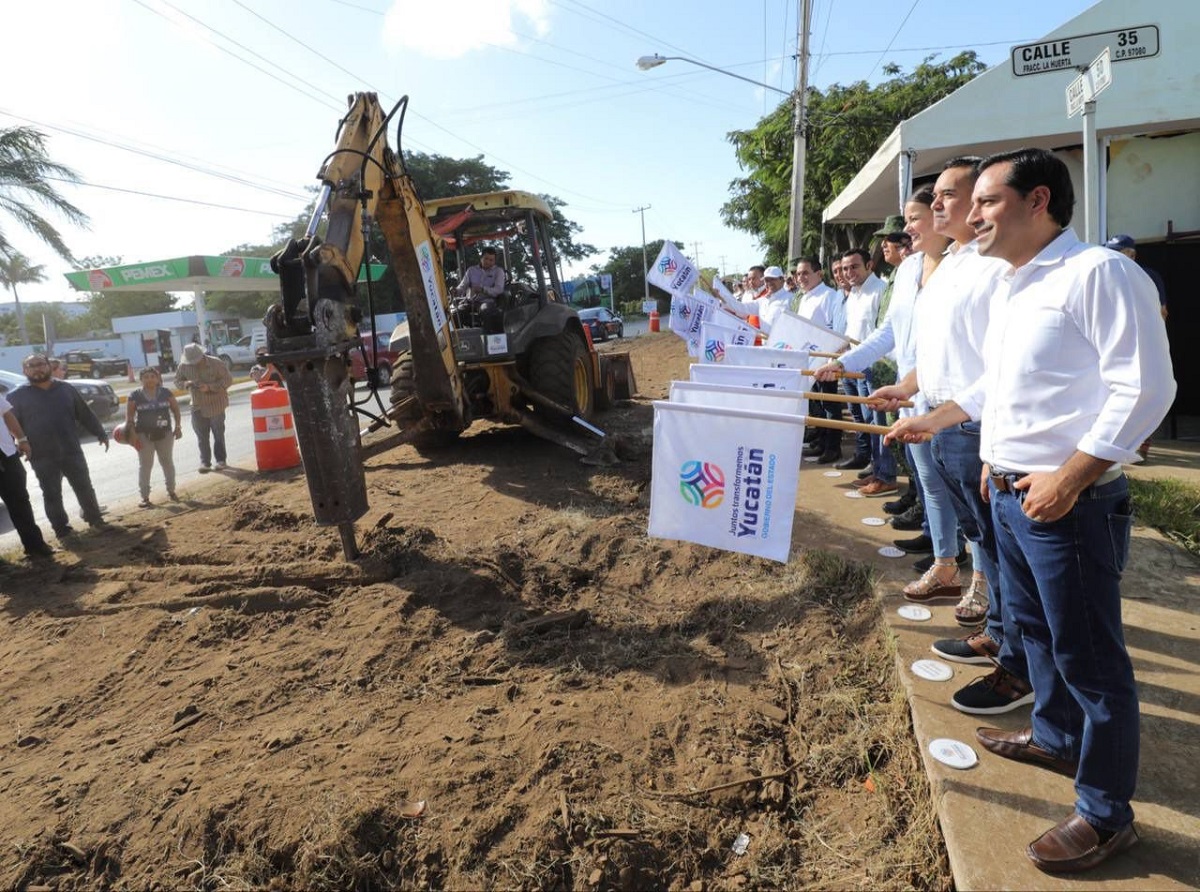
xmin=889 ymin=148 xmax=1174 ymax=874
xmin=836 ymin=249 xmax=886 ymax=473
xmin=874 ymin=157 xmax=1030 ymax=718
xmin=793 ymin=257 xmax=845 ymax=461
xmin=752 ymin=265 xmax=792 ymax=333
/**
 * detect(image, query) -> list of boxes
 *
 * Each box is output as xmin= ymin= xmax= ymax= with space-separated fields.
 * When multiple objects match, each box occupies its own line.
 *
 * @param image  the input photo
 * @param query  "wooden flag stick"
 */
xmin=799 ymin=367 xmax=864 ymax=380
xmin=806 ymin=416 xmax=892 ymax=435
xmin=801 ymin=391 xmax=913 ymax=409
xmin=809 ymin=351 xmax=841 ymax=359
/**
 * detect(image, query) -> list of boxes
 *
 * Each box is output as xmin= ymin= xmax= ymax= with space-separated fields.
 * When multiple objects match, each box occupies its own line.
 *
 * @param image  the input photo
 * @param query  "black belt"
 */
xmin=989 ymin=469 xmax=1027 ymax=494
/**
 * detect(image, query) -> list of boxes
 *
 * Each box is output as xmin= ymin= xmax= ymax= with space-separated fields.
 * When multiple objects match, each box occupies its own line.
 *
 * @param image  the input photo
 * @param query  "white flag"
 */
xmin=669 ymin=291 xmax=722 ymax=356
xmin=670 ymin=380 xmax=807 ymax=416
xmin=766 ymin=311 xmax=851 ymax=367
xmin=647 ymin=241 xmax=699 ymax=296
xmin=649 ymin=401 xmax=805 ymax=562
xmin=699 ymin=318 xmax=758 ymax=363
xmin=690 ymin=363 xmax=805 ymax=392
xmin=724 ymin=344 xmax=811 ymax=370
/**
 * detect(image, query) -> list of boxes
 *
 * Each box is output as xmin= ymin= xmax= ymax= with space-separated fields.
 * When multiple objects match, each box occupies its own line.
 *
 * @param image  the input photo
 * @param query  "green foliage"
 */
xmin=723 ymin=52 xmax=987 ymax=264
xmin=0 ymin=251 xmax=46 ymax=344
xmin=1129 ymin=477 xmax=1200 ymax=556
xmin=0 ymin=126 xmax=90 ymax=262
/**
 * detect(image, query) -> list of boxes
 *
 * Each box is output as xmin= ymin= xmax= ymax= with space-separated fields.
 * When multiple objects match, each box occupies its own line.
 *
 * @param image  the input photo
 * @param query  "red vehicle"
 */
xmin=348 ymin=331 xmax=403 ymax=385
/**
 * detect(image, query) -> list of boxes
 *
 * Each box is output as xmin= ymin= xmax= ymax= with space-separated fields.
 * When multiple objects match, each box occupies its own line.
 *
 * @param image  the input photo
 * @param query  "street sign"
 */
xmin=1012 ymin=24 xmax=1158 ymax=77
xmin=1067 ymin=48 xmax=1113 ymax=118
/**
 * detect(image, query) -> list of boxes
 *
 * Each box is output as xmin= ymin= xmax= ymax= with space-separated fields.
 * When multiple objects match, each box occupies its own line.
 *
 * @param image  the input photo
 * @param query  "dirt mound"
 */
xmin=0 ymin=333 xmax=948 ymax=890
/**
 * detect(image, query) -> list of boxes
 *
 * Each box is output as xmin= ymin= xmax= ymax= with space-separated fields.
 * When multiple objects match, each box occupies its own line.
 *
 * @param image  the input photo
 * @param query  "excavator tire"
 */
xmin=529 ymin=330 xmax=595 ymax=422
xmin=389 ymin=353 xmax=459 ymax=450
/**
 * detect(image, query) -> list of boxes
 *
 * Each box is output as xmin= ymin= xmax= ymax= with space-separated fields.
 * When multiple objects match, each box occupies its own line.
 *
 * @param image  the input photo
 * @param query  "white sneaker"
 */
xmin=214 ymin=461 xmax=228 ymax=470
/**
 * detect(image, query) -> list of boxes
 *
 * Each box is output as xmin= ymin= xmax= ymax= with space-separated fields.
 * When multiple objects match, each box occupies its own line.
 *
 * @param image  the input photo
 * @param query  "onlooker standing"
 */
xmin=126 ymin=367 xmax=183 ymax=506
xmin=836 ymin=248 xmax=887 ymax=477
xmin=0 ymin=393 xmax=54 ymax=559
xmin=174 ymin=342 xmax=233 ymax=473
xmin=1105 ymin=233 xmax=1167 ymax=460
xmin=890 ymin=147 xmax=1175 ymax=873
xmin=751 ymin=265 xmax=793 ymax=332
xmin=8 ymin=354 xmax=109 ymax=539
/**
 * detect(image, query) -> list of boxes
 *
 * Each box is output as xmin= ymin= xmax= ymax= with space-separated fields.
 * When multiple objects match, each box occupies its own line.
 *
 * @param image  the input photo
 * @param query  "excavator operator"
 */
xmin=454 ymin=246 xmax=506 ymax=334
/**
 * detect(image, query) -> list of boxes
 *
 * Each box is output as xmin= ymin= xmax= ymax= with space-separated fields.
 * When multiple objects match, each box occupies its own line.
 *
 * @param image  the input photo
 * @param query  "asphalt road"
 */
xmin=0 ymin=387 xmax=263 ymax=552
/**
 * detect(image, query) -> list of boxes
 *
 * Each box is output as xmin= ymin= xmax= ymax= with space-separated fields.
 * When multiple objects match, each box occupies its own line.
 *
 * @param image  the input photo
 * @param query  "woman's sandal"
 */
xmin=954 ymin=578 xmax=989 ymax=627
xmin=903 ymin=564 xmax=962 ymax=604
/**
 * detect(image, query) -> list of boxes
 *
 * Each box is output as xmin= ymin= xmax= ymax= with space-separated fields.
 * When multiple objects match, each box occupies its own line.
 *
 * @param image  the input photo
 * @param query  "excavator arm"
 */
xmin=268 ymin=93 xmax=466 ymax=557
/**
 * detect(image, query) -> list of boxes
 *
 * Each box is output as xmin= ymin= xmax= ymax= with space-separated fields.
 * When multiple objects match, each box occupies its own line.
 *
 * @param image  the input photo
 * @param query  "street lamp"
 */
xmin=637 ymin=6 xmax=810 ymax=263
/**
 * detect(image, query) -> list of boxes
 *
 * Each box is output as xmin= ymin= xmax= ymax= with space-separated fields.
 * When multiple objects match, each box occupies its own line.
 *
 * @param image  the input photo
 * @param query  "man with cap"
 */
xmin=1106 ymin=234 xmax=1167 ymax=460
xmin=1105 ymin=235 xmax=1166 ymax=319
xmin=749 ymin=266 xmax=793 ymax=332
xmin=174 ymin=342 xmax=233 ymax=473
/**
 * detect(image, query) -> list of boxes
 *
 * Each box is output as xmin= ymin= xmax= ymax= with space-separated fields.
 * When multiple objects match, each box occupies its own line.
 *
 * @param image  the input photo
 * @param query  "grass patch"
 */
xmin=1129 ymin=476 xmax=1200 ymax=556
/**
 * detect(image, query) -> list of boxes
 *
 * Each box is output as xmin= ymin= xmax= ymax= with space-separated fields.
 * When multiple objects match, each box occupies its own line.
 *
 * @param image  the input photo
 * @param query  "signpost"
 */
xmin=1067 ymin=48 xmax=1114 ymax=244
xmin=600 ymin=273 xmax=614 ymax=311
xmin=1011 ymin=25 xmax=1158 ymax=77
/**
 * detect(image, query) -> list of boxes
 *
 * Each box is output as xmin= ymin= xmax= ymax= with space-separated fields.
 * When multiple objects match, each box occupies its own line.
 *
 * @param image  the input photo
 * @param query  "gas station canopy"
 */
xmin=63 ymin=255 xmax=388 ymax=293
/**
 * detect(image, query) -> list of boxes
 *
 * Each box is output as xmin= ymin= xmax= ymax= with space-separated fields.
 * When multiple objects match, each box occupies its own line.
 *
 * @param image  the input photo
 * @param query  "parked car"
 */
xmin=348 ymin=330 xmax=406 ymax=385
xmin=62 ymin=348 xmax=128 ymax=379
xmin=577 ymin=306 xmax=624 ymax=342
xmin=0 ymin=368 xmax=120 ymax=422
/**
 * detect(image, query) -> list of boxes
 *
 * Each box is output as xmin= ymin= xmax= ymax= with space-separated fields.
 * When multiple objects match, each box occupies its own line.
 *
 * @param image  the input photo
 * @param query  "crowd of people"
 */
xmin=0 ymin=341 xmax=235 ymax=559
xmin=727 ymin=147 xmax=1174 ymax=874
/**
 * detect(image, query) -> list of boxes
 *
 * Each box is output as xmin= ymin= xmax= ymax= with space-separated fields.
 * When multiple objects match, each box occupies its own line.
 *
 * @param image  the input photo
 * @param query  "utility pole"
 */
xmin=786 ymin=0 xmax=812 ymax=264
xmin=633 ymin=205 xmax=651 ymax=305
xmin=718 ymin=255 xmax=727 ymax=277
xmin=692 ymin=241 xmax=703 ymax=270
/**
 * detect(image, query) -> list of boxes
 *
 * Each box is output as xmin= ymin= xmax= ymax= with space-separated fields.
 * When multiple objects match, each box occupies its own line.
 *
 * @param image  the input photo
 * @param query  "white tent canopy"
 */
xmin=823 ymin=0 xmax=1200 ymax=227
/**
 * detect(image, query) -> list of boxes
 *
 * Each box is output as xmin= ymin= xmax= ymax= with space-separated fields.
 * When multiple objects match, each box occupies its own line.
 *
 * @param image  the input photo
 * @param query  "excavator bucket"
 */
xmin=607 ymin=353 xmax=637 ymax=400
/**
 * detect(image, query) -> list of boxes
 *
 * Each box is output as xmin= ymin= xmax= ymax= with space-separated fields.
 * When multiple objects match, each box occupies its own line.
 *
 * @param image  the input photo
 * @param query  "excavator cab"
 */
xmin=423 ymin=190 xmax=573 ymax=365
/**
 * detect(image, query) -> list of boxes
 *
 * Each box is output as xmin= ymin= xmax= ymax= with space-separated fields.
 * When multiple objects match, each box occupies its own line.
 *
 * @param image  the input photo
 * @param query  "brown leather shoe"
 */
xmin=975 ymin=726 xmax=1077 ymax=777
xmin=1027 ymin=813 xmax=1138 ymax=873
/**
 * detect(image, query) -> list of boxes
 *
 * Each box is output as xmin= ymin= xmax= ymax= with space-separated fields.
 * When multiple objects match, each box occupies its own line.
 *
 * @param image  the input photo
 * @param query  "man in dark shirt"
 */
xmin=8 ymin=354 xmax=109 ymax=539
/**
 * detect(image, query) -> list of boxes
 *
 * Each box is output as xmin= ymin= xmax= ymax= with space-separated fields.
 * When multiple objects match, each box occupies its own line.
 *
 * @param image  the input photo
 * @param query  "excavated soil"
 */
xmin=0 ymin=334 xmax=949 ymax=891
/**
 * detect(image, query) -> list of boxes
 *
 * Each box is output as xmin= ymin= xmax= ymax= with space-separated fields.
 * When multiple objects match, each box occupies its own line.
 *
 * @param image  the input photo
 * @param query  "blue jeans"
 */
xmin=990 ymin=475 xmax=1137 ymax=831
xmin=191 ymin=410 xmax=227 ymax=466
xmin=30 ymin=451 xmax=103 ymax=535
xmin=932 ymin=423 xmax=1028 ymax=680
xmin=842 ymin=372 xmax=872 ymax=459
xmin=870 ymin=409 xmax=897 ymax=483
xmin=906 ymin=439 xmax=961 ymax=559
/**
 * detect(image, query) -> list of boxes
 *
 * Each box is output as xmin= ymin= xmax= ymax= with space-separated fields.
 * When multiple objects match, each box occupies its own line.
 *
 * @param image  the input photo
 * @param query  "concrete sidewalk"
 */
xmin=790 ymin=440 xmax=1200 ymax=890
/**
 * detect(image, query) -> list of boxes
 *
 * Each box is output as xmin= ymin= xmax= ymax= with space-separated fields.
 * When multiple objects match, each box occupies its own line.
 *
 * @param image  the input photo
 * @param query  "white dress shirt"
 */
xmin=842 ymin=272 xmax=884 ymax=342
xmin=789 ymin=282 xmax=841 ymax=331
xmin=955 ymin=229 xmax=1176 ymax=472
xmin=838 ymin=254 xmax=929 ymax=416
xmin=756 ymin=289 xmax=793 ymax=332
xmin=914 ymin=242 xmax=1008 ymax=406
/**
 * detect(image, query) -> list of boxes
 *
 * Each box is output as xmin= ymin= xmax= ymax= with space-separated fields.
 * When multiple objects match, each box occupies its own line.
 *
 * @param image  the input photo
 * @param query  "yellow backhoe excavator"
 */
xmin=266 ymin=93 xmax=633 ymax=558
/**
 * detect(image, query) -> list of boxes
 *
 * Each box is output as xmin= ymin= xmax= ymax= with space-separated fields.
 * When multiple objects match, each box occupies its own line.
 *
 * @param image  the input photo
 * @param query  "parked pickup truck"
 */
xmin=215 ymin=329 xmax=267 ymax=369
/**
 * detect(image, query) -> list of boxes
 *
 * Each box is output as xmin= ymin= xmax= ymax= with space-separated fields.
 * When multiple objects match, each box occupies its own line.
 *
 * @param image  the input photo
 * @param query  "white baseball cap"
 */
xmin=763 ymin=265 xmax=785 ymax=279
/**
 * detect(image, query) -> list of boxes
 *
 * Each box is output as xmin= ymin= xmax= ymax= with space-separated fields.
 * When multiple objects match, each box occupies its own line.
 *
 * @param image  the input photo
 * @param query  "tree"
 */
xmin=0 ymin=251 xmax=45 ymax=344
xmin=0 ymin=126 xmax=89 ymax=262
xmin=723 ymin=52 xmax=987 ymax=264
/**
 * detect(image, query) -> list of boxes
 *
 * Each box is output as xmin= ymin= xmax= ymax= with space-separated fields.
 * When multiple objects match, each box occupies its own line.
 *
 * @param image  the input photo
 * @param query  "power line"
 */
xmin=864 ymin=0 xmax=922 ymax=82
xmin=44 ymin=177 xmax=299 ymax=218
xmin=0 ymin=108 xmax=308 ymax=202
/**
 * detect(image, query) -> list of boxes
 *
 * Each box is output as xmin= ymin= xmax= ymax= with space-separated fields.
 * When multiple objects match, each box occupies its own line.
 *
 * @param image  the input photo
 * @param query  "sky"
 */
xmin=1 ymin=0 xmax=1100 ymax=309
